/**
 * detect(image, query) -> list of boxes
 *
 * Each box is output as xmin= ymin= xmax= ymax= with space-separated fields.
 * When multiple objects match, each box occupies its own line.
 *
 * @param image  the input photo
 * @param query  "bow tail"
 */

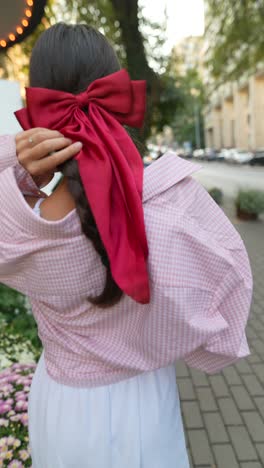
xmin=76 ymin=112 xmax=150 ymax=304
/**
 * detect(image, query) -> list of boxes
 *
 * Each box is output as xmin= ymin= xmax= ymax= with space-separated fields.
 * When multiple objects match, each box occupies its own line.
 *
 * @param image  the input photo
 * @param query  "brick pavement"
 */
xmin=175 ymin=196 xmax=264 ymax=467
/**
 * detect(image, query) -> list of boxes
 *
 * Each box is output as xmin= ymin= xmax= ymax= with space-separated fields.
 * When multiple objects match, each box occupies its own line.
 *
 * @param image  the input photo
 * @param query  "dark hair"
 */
xmin=30 ymin=23 xmax=126 ymax=308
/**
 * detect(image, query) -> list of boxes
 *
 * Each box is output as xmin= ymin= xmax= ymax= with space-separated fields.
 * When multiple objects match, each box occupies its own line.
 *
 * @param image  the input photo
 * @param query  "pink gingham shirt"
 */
xmin=0 ymin=135 xmax=253 ymax=387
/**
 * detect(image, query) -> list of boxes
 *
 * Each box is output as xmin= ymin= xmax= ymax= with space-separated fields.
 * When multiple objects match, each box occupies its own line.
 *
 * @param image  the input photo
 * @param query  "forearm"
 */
xmin=0 ymin=134 xmax=46 ymax=196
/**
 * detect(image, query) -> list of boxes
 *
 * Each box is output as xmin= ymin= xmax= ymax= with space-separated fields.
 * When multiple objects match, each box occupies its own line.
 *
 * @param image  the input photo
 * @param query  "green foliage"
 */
xmin=1 ymin=0 xmax=188 ymax=140
xmin=0 ymin=285 xmax=26 ymax=316
xmin=151 ymin=74 xmax=184 ymax=134
xmin=235 ymin=189 xmax=264 ymax=215
xmin=168 ymin=69 xmax=205 ymax=147
xmin=206 ymin=0 xmax=264 ymax=82
xmin=0 ymin=285 xmax=42 ymax=352
xmin=63 ymin=0 xmax=125 ymax=60
xmin=0 ymin=326 xmax=40 ymax=370
xmin=208 ymin=187 xmax=223 ymax=205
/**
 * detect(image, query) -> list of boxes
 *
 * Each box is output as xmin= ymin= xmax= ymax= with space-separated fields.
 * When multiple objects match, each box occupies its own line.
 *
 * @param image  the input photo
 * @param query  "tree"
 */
xmin=170 ymin=69 xmax=205 ymax=148
xmin=1 ymin=0 xmax=181 ymax=140
xmin=206 ymin=0 xmax=264 ymax=83
xmin=63 ymin=0 xmax=164 ymax=139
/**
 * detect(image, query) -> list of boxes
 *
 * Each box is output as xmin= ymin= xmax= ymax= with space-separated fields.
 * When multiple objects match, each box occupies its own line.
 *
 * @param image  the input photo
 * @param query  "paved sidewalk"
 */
xmin=176 ymin=196 xmax=264 ymax=468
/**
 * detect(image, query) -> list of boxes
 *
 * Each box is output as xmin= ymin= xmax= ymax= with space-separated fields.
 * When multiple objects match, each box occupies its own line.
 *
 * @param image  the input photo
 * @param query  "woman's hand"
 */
xmin=15 ymin=128 xmax=83 ymax=188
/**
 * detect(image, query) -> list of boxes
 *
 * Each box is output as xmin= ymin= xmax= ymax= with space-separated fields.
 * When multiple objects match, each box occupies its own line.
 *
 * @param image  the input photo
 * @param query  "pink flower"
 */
xmin=0 ymin=376 xmax=8 ymax=382
xmin=7 ymin=460 xmax=23 ymax=468
xmin=20 ymin=413 xmax=28 ymax=427
xmin=10 ymin=415 xmax=21 ymax=422
xmin=7 ymin=376 xmax=19 ymax=383
xmin=11 ymin=364 xmax=21 ymax=370
xmin=0 ymin=404 xmax=12 ymax=415
xmin=5 ymin=399 xmax=14 ymax=406
xmin=15 ymin=401 xmax=24 ymax=411
xmin=22 ymin=402 xmax=28 ymax=411
xmin=1 ymin=385 xmax=13 ymax=393
xmin=6 ymin=436 xmax=15 ymax=446
xmin=15 ymin=394 xmax=27 ymax=402
xmin=0 ymin=437 xmax=8 ymax=447
xmin=13 ymin=440 xmax=21 ymax=449
xmin=18 ymin=449 xmax=29 ymax=461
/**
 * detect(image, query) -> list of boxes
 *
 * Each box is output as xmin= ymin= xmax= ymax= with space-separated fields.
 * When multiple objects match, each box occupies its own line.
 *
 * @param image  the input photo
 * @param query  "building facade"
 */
xmin=170 ymin=36 xmax=205 ymax=78
xmin=204 ymin=68 xmax=264 ymax=151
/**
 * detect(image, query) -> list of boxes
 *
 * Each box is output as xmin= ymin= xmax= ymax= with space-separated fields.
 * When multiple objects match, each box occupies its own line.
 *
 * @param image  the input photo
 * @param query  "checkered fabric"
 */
xmin=0 ymin=135 xmax=253 ymax=387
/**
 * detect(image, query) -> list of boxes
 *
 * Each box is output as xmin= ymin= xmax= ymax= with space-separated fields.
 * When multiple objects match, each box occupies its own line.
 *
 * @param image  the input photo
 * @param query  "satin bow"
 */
xmin=15 ymin=69 xmax=150 ymax=304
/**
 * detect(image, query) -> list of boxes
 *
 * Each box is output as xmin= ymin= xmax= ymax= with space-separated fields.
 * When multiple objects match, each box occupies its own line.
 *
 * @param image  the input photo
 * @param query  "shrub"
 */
xmin=208 ymin=187 xmax=223 ymax=205
xmin=235 ymin=189 xmax=264 ymax=215
xmin=0 ymin=286 xmax=41 ymax=352
xmin=0 ymin=327 xmax=40 ymax=373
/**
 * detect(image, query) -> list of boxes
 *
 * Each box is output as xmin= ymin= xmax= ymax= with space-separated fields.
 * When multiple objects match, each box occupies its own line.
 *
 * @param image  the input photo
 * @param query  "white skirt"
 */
xmin=28 ymin=350 xmax=189 ymax=468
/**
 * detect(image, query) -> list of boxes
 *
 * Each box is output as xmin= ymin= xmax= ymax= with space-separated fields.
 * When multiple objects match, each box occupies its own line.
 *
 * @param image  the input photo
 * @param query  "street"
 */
xmin=191 ymin=160 xmax=264 ymax=197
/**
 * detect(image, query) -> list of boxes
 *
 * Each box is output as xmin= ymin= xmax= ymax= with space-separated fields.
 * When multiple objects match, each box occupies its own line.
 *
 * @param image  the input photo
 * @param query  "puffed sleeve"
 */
xmin=184 ymin=259 xmax=253 ymax=373
xmin=181 ymin=179 xmax=253 ymax=373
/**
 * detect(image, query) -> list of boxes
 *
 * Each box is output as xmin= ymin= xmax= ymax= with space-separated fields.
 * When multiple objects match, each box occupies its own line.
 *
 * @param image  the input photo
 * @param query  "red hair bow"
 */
xmin=15 ymin=69 xmax=150 ymax=304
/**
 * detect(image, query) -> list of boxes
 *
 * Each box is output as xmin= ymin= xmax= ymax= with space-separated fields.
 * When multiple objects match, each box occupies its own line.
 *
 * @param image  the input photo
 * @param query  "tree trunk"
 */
xmin=109 ymin=0 xmax=161 ymax=140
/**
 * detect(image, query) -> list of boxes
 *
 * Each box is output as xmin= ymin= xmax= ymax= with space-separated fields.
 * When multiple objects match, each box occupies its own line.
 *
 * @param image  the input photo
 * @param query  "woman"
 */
xmin=0 ymin=24 xmax=253 ymax=467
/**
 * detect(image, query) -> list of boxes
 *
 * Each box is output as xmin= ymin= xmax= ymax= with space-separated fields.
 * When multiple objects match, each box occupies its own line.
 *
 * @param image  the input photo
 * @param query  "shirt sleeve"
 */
xmin=0 ymin=135 xmax=17 ymax=173
xmin=0 ymin=134 xmax=45 ymax=196
xmin=184 ymin=260 xmax=253 ymax=373
xmin=181 ymin=179 xmax=253 ymax=373
xmin=144 ymin=174 xmax=253 ymax=374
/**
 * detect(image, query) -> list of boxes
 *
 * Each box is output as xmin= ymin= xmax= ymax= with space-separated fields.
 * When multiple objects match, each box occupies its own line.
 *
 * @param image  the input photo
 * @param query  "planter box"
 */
xmin=236 ymin=205 xmax=258 ymax=220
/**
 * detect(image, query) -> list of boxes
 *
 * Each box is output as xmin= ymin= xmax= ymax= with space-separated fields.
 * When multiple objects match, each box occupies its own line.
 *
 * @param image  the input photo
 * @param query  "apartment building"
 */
xmin=204 ymin=68 xmax=264 ymax=152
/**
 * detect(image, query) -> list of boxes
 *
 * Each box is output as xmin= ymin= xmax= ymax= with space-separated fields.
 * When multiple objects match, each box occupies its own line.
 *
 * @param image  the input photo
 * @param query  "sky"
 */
xmin=139 ymin=0 xmax=205 ymax=53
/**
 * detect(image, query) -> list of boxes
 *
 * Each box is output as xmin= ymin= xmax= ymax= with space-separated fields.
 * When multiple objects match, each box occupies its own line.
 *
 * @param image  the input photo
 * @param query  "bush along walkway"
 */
xmin=176 ymin=196 xmax=264 ymax=468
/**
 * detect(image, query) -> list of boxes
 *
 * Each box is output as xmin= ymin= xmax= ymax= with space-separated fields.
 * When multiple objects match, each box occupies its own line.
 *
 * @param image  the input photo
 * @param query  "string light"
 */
xmin=0 ymin=0 xmax=35 ymax=49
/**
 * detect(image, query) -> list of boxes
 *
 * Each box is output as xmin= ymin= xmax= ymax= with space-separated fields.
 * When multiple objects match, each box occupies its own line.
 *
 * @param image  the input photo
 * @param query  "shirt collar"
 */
xmin=143 ymin=151 xmax=203 ymax=203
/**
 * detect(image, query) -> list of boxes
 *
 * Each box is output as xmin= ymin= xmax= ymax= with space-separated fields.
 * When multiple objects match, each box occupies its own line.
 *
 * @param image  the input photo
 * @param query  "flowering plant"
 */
xmin=0 ymin=363 xmax=36 ymax=467
xmin=0 ymin=331 xmax=38 ymax=373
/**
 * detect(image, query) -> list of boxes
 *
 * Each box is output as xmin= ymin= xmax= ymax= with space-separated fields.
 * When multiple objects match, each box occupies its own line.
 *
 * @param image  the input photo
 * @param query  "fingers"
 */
xmin=15 ymin=127 xmax=82 ymax=178
xmin=25 ymin=142 xmax=83 ymax=176
xmin=28 ymin=137 xmax=73 ymax=160
xmin=16 ymin=129 xmax=64 ymax=153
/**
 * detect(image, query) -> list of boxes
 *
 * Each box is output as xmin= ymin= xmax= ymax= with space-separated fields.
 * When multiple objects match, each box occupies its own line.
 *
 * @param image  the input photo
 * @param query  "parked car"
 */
xmin=184 ymin=151 xmax=193 ymax=159
xmin=143 ymin=155 xmax=152 ymax=168
xmin=219 ymin=148 xmax=233 ymax=163
xmin=193 ymin=149 xmax=205 ymax=159
xmin=204 ymin=148 xmax=218 ymax=161
xmin=229 ymin=149 xmax=253 ymax=164
xmin=250 ymin=149 xmax=264 ymax=166
xmin=215 ymin=150 xmax=225 ymax=161
xmin=149 ymin=150 xmax=159 ymax=160
xmin=177 ymin=149 xmax=193 ymax=159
